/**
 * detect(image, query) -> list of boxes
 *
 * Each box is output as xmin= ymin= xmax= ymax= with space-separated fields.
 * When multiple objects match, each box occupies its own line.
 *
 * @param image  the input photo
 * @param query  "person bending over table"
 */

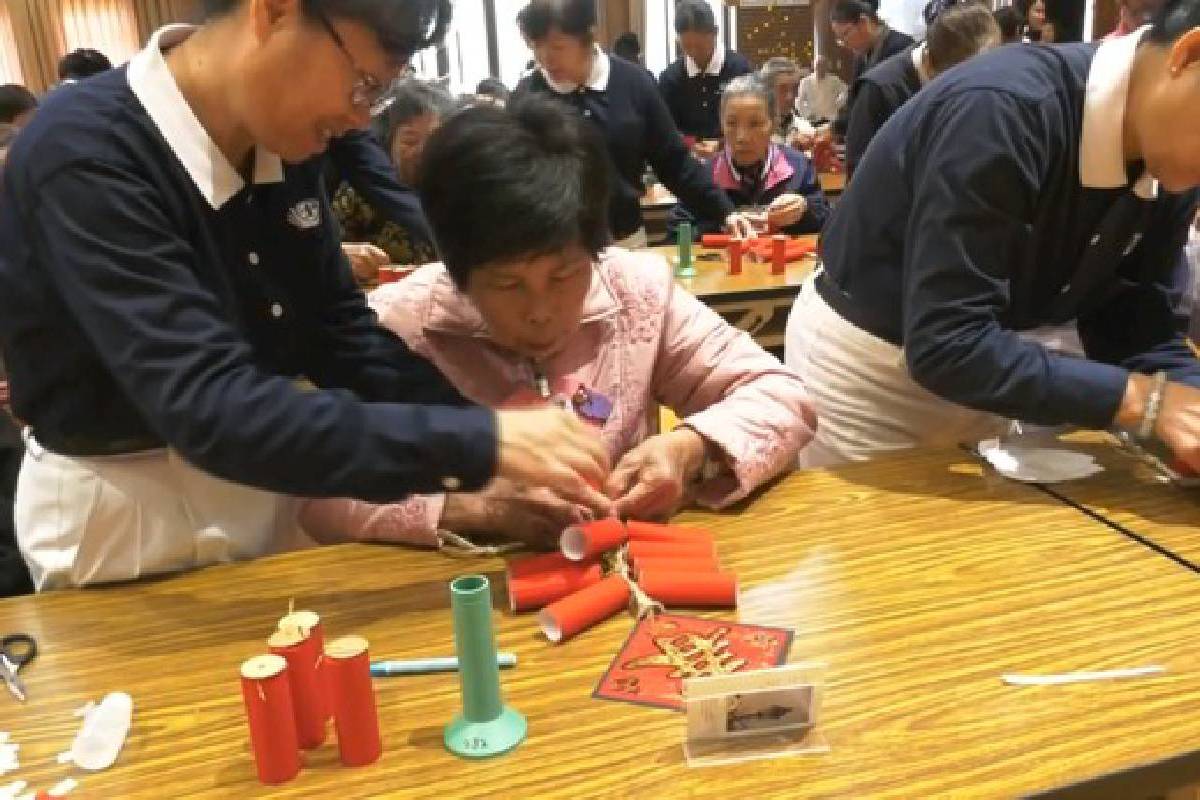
xmin=0 ymin=0 xmax=612 ymax=591
xmin=784 ymin=5 xmax=1200 ymax=469
xmin=513 ymin=0 xmax=755 ymax=248
xmin=844 ymin=2 xmax=1000 ymax=177
xmin=669 ymin=75 xmax=830 ymax=240
xmin=301 ymin=97 xmax=815 ymax=548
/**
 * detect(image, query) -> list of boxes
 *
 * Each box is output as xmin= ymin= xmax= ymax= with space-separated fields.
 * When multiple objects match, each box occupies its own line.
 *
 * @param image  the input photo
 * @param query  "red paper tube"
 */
xmin=267 ymin=628 xmax=327 ymax=750
xmin=771 ymin=235 xmax=787 ymax=275
xmin=537 ymin=574 xmax=631 ymax=643
xmin=701 ymin=233 xmax=732 ymax=247
xmin=277 ymin=610 xmax=330 ymax=722
xmin=240 ymin=654 xmax=301 ymax=785
xmin=728 ymin=239 xmax=743 ymax=275
xmin=560 ymin=518 xmax=627 ymax=561
xmin=507 ymin=551 xmax=597 ymax=578
xmin=631 ymin=556 xmax=723 ymax=579
xmin=638 ymin=570 xmax=738 ymax=608
xmin=627 ymin=538 xmax=717 ymax=560
xmin=325 ymin=636 xmax=383 ymax=767
xmin=508 ymin=562 xmax=604 ymax=611
xmin=625 ymin=521 xmax=715 ymax=546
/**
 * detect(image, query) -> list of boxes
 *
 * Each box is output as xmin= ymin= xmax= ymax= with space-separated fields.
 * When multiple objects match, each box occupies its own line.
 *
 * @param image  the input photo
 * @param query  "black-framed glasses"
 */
xmin=312 ymin=8 xmax=395 ymax=116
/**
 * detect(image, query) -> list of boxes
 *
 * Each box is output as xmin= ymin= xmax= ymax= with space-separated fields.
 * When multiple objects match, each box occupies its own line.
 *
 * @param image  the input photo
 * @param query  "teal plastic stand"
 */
xmin=444 ymin=575 xmax=527 ymax=758
xmin=676 ymin=221 xmax=696 ymax=277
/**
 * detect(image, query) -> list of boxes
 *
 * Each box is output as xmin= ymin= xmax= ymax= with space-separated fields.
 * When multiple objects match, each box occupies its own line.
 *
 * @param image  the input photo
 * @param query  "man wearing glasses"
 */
xmin=0 ymin=0 xmax=614 ymax=591
xmin=829 ymin=0 xmax=913 ymax=139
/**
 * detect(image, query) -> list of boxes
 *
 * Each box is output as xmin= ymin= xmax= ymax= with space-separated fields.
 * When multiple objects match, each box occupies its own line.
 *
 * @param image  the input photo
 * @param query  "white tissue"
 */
xmin=978 ymin=438 xmax=1104 ymax=483
xmin=68 ymin=692 xmax=132 ymax=771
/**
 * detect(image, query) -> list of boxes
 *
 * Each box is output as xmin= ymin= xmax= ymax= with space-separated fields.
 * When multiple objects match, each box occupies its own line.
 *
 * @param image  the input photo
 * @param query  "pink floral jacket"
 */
xmin=300 ymin=248 xmax=815 ymax=546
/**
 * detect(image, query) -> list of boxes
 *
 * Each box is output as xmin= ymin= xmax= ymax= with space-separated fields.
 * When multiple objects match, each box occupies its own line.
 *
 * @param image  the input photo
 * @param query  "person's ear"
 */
xmin=250 ymin=0 xmax=303 ymax=44
xmin=1167 ymin=27 xmax=1200 ymax=77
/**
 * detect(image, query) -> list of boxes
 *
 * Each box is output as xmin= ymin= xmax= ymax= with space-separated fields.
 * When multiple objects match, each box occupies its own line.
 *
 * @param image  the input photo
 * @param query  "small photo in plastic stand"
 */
xmin=682 ymin=662 xmax=829 ymax=768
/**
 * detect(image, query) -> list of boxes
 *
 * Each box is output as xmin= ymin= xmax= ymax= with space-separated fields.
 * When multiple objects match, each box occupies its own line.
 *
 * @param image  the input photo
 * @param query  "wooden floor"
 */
xmin=3 ymin=446 xmax=1200 ymax=798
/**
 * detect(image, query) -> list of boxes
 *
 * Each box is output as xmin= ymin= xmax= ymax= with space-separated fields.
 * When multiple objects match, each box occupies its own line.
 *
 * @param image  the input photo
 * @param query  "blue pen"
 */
xmin=370 ymin=652 xmax=518 ymax=676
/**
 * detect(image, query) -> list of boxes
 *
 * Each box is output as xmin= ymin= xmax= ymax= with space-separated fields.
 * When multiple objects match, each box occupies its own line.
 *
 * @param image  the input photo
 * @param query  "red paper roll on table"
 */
xmin=631 ymin=556 xmax=723 ymax=579
xmin=728 ymin=239 xmax=743 ymax=275
xmin=324 ymin=636 xmax=382 ymax=767
xmin=627 ymin=538 xmax=716 ymax=561
xmin=771 ymin=235 xmax=787 ymax=275
xmin=267 ymin=627 xmax=328 ymax=750
xmin=625 ymin=521 xmax=715 ymax=546
xmin=240 ymin=654 xmax=302 ymax=785
xmin=701 ymin=233 xmax=732 ymax=248
xmin=638 ymin=570 xmax=738 ymax=608
xmin=538 ymin=574 xmax=631 ymax=643
xmin=508 ymin=560 xmax=604 ymax=611
xmin=560 ymin=518 xmax=627 ymax=561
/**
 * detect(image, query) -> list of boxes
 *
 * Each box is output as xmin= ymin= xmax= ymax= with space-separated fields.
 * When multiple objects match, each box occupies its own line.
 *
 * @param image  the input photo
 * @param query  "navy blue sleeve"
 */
xmin=657 ymin=65 xmax=687 ymax=133
xmin=844 ymin=78 xmax=890 ymax=177
xmin=326 ymin=130 xmax=434 ymax=250
xmin=29 ymin=159 xmax=496 ymax=501
xmin=640 ymin=74 xmax=735 ymax=223
xmin=1078 ymin=193 xmax=1200 ymax=387
xmin=901 ymin=92 xmax=1131 ymax=429
xmin=783 ymin=153 xmax=830 ymax=235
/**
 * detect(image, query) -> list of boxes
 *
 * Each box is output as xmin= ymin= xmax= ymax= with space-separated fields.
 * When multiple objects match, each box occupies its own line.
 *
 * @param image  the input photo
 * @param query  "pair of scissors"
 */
xmin=0 ymin=634 xmax=36 ymax=702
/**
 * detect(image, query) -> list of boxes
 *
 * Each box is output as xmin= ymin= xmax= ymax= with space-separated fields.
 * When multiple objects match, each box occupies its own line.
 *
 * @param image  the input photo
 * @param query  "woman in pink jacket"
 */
xmin=302 ymin=97 xmax=815 ymax=548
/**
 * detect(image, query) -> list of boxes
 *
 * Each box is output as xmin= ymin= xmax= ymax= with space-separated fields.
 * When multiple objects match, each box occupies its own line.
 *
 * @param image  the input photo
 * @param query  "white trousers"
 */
xmin=16 ymin=432 xmax=304 ymax=590
xmin=785 ymin=277 xmax=1009 ymax=469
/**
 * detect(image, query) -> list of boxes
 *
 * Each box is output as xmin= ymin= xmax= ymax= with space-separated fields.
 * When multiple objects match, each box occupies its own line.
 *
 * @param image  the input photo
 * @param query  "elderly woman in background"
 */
xmin=758 ymin=57 xmax=805 ymax=140
xmin=333 ymin=78 xmax=459 ymax=270
xmin=670 ymin=75 xmax=830 ymax=239
xmin=301 ymin=97 xmax=814 ymax=547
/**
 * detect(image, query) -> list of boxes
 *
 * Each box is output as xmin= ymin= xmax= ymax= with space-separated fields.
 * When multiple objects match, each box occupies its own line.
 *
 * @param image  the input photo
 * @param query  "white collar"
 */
xmin=1080 ymin=24 xmax=1158 ymax=200
xmin=685 ymin=45 xmax=725 ymax=78
xmin=911 ymin=43 xmax=933 ymax=85
xmin=541 ymin=45 xmax=611 ymax=94
xmin=127 ymin=25 xmax=284 ymax=210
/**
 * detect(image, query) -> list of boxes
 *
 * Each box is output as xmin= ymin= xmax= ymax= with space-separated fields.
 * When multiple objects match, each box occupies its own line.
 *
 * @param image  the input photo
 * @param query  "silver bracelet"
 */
xmin=1137 ymin=371 xmax=1169 ymax=441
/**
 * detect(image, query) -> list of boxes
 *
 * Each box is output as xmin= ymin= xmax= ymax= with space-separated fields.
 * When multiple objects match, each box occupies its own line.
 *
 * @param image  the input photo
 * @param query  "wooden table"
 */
xmin=818 ymin=171 xmax=846 ymax=196
xmin=6 ymin=448 xmax=1200 ymax=798
xmin=652 ymin=238 xmax=818 ymax=351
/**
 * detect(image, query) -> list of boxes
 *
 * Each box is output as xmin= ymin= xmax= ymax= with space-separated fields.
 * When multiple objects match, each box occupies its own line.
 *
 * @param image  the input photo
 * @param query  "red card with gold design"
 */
xmin=593 ymin=614 xmax=793 ymax=711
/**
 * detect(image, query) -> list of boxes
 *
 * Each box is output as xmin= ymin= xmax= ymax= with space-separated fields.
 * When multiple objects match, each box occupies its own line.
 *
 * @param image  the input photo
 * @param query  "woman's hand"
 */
xmin=342 ymin=243 xmax=390 ymax=284
xmin=766 ymin=193 xmax=808 ymax=230
xmin=495 ymin=407 xmax=612 ymax=517
xmin=604 ymin=428 xmax=708 ymax=520
xmin=440 ymin=479 xmax=589 ymax=548
xmin=725 ymin=212 xmax=758 ymax=240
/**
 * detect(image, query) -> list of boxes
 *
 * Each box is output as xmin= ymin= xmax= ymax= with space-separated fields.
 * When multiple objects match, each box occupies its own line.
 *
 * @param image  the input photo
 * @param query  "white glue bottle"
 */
xmin=69 ymin=692 xmax=133 ymax=771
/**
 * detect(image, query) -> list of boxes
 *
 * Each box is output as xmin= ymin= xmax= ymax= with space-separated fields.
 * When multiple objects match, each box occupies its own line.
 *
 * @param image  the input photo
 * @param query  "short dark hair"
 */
xmin=992 ymin=5 xmax=1023 ymax=41
xmin=475 ymin=77 xmax=510 ymax=101
xmin=612 ymin=31 xmax=641 ymax=61
xmin=0 ymin=85 xmax=36 ymax=125
xmin=203 ymin=0 xmax=452 ymax=59
xmin=417 ymin=96 xmax=611 ymax=287
xmin=1149 ymin=0 xmax=1200 ymax=42
xmin=372 ymin=78 xmax=458 ymax=150
xmin=674 ymin=0 xmax=718 ymax=34
xmin=925 ymin=3 xmax=999 ymax=74
xmin=57 ymin=49 xmax=112 ymax=82
xmin=517 ymin=0 xmax=596 ymax=43
xmin=0 ymin=123 xmax=17 ymax=149
xmin=831 ymin=0 xmax=880 ymax=23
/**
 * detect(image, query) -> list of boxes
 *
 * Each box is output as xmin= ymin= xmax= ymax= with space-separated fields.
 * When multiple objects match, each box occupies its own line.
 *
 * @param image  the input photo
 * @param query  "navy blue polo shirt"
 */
xmin=517 ymin=49 xmax=734 ymax=239
xmin=844 ymin=44 xmax=922 ymax=176
xmin=0 ymin=27 xmax=497 ymax=501
xmin=819 ymin=35 xmax=1200 ymax=430
xmin=658 ymin=48 xmax=754 ymax=141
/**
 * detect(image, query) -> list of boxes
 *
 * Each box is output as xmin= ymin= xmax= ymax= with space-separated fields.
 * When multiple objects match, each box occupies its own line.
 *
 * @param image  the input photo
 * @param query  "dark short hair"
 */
xmin=0 ymin=123 xmax=17 ymax=149
xmin=517 ymin=0 xmax=596 ymax=43
xmin=925 ymin=3 xmax=999 ymax=74
xmin=417 ymin=96 xmax=611 ymax=286
xmin=1149 ymin=0 xmax=1200 ymax=42
xmin=675 ymin=0 xmax=719 ymax=34
xmin=0 ymin=85 xmax=36 ymax=125
xmin=612 ymin=31 xmax=641 ymax=60
xmin=372 ymin=78 xmax=458 ymax=149
xmin=203 ymin=0 xmax=451 ymax=59
xmin=992 ymin=5 xmax=1023 ymax=41
xmin=475 ymin=77 xmax=510 ymax=100
xmin=57 ymin=49 xmax=112 ymax=82
xmin=831 ymin=0 xmax=880 ymax=23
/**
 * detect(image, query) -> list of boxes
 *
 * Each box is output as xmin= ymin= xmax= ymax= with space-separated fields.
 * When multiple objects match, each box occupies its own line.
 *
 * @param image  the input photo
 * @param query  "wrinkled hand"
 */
xmin=789 ymin=130 xmax=816 ymax=151
xmin=1153 ymin=381 xmax=1200 ymax=472
xmin=604 ymin=429 xmax=707 ymax=520
xmin=342 ymin=243 xmax=390 ymax=284
xmin=440 ymin=478 xmax=590 ymax=548
xmin=496 ymin=407 xmax=612 ymax=517
xmin=766 ymin=193 xmax=808 ymax=230
xmin=725 ymin=212 xmax=758 ymax=240
xmin=692 ymin=139 xmax=721 ymax=159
